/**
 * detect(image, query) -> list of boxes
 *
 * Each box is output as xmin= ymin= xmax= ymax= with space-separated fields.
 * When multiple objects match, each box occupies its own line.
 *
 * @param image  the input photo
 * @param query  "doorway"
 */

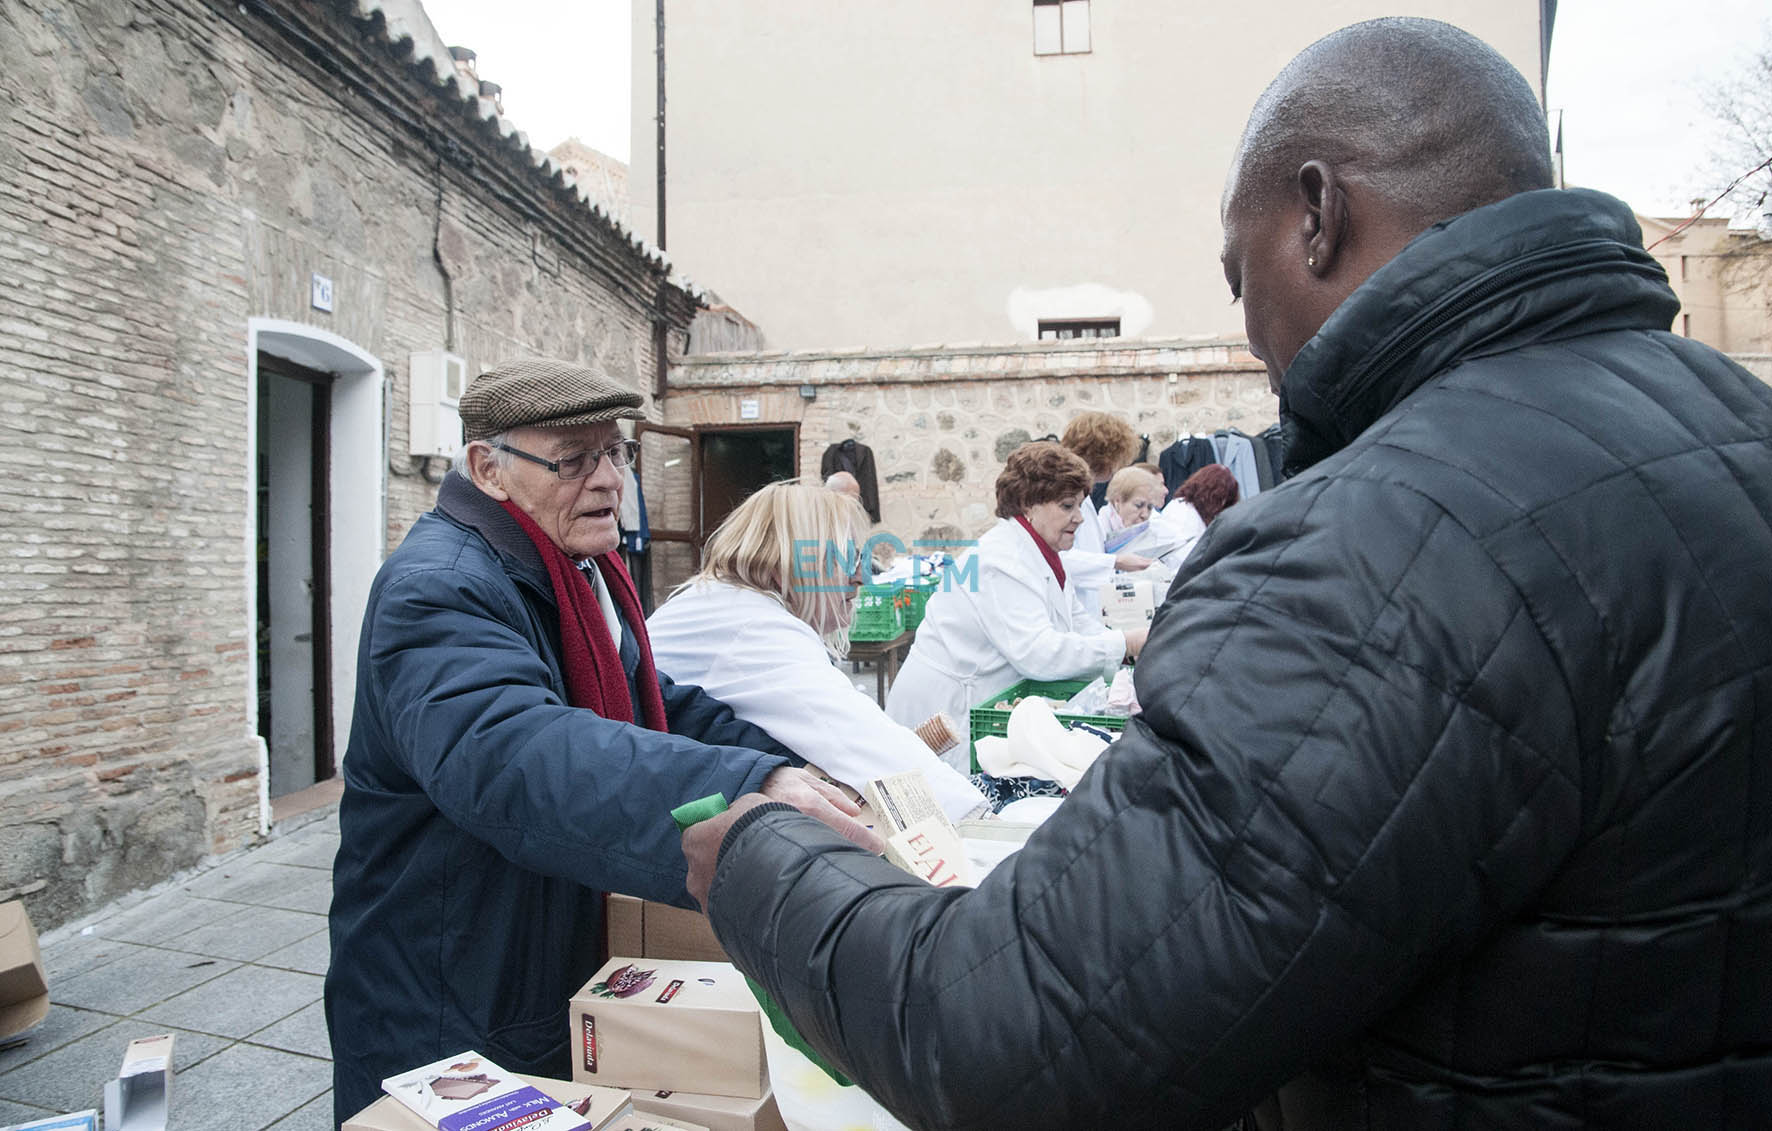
xmin=256 ymin=352 xmax=333 ymax=797
xmin=698 ymin=426 xmax=798 ymax=537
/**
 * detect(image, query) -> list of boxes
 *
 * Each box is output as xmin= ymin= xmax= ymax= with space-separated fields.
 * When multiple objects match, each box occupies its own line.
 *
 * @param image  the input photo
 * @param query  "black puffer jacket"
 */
xmin=707 ymin=189 xmax=1772 ymax=1129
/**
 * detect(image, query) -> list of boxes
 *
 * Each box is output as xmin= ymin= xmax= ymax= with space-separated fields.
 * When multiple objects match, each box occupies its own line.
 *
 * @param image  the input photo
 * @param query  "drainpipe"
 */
xmin=653 ymin=0 xmax=670 ymax=400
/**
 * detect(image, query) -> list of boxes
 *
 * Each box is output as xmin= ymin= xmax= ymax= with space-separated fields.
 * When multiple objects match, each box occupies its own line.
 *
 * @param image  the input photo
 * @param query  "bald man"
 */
xmin=683 ymin=19 xmax=1772 ymax=1128
xmin=824 ymin=469 xmax=863 ymax=503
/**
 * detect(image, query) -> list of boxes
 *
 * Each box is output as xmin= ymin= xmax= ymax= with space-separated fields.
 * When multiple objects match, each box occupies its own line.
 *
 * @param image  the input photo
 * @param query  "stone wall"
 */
xmin=0 ymin=0 xmax=691 ymax=927
xmin=663 ymin=339 xmax=1274 ymax=573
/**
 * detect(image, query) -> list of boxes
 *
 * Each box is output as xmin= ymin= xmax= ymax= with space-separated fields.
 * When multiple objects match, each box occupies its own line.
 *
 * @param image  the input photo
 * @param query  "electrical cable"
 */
xmin=1646 ymin=156 xmax=1772 ymax=252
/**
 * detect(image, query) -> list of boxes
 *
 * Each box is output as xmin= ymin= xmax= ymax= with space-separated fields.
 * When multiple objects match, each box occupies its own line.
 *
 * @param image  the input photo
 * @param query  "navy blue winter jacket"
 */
xmin=326 ymin=472 xmax=790 ymax=1121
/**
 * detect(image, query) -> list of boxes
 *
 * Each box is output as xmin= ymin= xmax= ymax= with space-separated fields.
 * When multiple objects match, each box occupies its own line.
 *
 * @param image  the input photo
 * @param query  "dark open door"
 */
xmin=255 ymin=351 xmax=335 ymax=794
xmin=697 ymin=423 xmax=800 ymax=538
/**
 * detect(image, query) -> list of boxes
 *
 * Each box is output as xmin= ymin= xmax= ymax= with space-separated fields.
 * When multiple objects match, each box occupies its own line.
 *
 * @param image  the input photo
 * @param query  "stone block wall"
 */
xmin=664 ymin=339 xmax=1275 ymax=555
xmin=0 ymin=0 xmax=688 ymax=927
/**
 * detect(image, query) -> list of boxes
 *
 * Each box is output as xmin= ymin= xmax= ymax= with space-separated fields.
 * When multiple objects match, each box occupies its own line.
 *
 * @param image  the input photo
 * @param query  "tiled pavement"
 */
xmin=0 ymin=809 xmax=341 ymax=1131
xmin=0 ymin=660 xmax=888 ymax=1130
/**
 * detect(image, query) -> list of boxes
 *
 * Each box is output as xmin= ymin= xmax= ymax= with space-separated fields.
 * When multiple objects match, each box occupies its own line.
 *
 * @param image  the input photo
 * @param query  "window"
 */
xmin=1033 ymin=0 xmax=1090 ymax=55
xmin=1039 ymin=318 xmax=1119 ymax=340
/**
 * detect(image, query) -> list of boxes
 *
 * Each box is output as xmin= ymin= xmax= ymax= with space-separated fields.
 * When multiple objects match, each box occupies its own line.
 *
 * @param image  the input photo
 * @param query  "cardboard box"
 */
xmin=605 ymin=896 xmax=728 ymax=963
xmin=102 ymin=1033 xmax=174 ymax=1131
xmin=570 ymin=959 xmax=766 ymax=1100
xmin=343 ymin=1072 xmax=631 ymax=1131
xmin=633 ymin=1087 xmax=786 ymax=1131
xmin=0 ymin=901 xmax=49 ymax=1039
xmin=601 ymin=1113 xmax=707 ymax=1131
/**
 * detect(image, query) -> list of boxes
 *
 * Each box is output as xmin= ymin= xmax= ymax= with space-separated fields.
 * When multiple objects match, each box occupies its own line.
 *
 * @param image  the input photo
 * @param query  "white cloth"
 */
xmin=1059 ymin=496 xmax=1116 ymax=616
xmin=886 ymin=519 xmax=1125 ymax=748
xmin=647 ymin=580 xmax=987 ymax=821
xmin=974 ymin=697 xmax=1111 ymax=790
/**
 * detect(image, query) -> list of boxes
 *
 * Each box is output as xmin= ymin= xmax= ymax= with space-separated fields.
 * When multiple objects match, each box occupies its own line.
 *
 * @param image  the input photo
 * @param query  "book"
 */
xmin=862 ymin=770 xmax=952 ymax=838
xmin=382 ymin=1052 xmax=593 ymax=1131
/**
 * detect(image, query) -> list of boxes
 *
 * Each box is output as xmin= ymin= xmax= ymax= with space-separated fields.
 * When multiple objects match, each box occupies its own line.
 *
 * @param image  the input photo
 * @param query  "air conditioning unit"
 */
xmin=409 ymin=349 xmax=466 ymax=458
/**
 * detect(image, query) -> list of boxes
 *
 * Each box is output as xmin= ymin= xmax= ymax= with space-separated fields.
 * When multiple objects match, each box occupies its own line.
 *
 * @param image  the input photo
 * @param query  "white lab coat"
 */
xmin=647 ymin=580 xmax=987 ymax=821
xmin=886 ymin=520 xmax=1126 ymax=743
xmin=1059 ymin=495 xmax=1116 ymax=617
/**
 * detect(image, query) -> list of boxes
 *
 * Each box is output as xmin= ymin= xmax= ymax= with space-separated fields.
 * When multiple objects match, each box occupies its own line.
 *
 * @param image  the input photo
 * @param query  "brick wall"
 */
xmin=0 ymin=0 xmax=689 ymax=927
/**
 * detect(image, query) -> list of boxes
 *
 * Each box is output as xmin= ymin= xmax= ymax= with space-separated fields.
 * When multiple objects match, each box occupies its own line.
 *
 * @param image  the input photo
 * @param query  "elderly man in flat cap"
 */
xmin=325 ymin=359 xmax=877 ymax=1121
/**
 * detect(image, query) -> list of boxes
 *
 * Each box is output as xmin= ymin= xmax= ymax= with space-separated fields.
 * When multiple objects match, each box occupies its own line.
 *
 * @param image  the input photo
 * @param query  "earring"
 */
xmin=1308 ymin=256 xmax=1317 ymax=267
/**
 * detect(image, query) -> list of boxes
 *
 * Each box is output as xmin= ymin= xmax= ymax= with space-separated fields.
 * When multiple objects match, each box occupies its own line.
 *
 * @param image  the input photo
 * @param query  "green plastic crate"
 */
xmin=900 ymin=576 xmax=940 ymax=631
xmin=967 ymin=677 xmax=1128 ymax=773
xmin=848 ymin=582 xmax=906 ymax=641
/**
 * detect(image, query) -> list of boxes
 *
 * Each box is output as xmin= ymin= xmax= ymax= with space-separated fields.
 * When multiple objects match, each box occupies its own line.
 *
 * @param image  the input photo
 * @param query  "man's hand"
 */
xmin=1122 ymin=625 xmax=1149 ymax=660
xmin=681 ymin=768 xmax=887 ymax=912
xmin=683 ymin=794 xmax=777 ymax=911
xmin=760 ymin=767 xmax=886 ymax=853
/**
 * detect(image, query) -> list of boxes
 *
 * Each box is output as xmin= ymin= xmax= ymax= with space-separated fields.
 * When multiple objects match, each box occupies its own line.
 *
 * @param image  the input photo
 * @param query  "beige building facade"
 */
xmin=1638 ymin=214 xmax=1772 ymax=355
xmin=631 ymin=1 xmax=1554 ymax=351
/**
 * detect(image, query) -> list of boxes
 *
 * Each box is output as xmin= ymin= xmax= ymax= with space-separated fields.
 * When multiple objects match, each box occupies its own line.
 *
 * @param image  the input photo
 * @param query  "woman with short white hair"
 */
xmin=648 ymin=481 xmax=988 ymax=821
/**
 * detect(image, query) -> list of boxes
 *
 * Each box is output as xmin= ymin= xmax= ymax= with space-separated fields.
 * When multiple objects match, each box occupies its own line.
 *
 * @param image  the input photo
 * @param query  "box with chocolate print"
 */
xmin=569 ymin=959 xmax=766 ymax=1100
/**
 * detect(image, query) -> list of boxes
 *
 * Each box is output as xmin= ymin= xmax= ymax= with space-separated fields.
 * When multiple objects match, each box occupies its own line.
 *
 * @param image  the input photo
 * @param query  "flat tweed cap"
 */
xmin=459 ymin=358 xmax=645 ymax=442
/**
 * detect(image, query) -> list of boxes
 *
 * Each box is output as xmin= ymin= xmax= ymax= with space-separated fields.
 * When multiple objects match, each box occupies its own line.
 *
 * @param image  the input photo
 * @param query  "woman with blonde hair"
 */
xmin=648 ymin=480 xmax=987 ymax=821
xmin=1058 ymin=411 xmax=1153 ymax=614
xmin=1101 ymin=465 xmax=1167 ymax=536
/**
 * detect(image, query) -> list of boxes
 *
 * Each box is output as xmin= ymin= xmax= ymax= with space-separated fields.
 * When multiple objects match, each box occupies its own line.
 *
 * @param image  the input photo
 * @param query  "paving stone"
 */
xmin=162 ymin=905 xmax=327 ymax=963
xmin=180 ymin=860 xmax=321 ymax=907
xmin=136 ymin=965 xmax=322 ymax=1040
xmin=265 ymin=1089 xmax=335 ymax=1131
xmin=0 ymin=1098 xmax=58 ymax=1125
xmin=248 ymin=1000 xmax=331 ymax=1060
xmin=258 ymin=930 xmax=331 ymax=977
xmin=38 ymin=933 xmax=159 ymax=982
xmin=0 ymin=1005 xmax=116 ymax=1076
xmin=89 ymin=889 xmax=241 ymax=947
xmin=253 ymin=871 xmax=334 ymax=914
xmin=166 ymin=1043 xmax=330 ymax=1131
xmin=0 ymin=1022 xmax=228 ymax=1112
xmin=255 ymin=831 xmax=341 ymax=872
xmin=52 ymin=947 xmax=239 ymax=1016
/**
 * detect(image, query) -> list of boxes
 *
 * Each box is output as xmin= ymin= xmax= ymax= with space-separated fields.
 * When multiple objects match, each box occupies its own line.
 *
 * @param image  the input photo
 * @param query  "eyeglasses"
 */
xmin=493 ymin=438 xmax=639 ymax=481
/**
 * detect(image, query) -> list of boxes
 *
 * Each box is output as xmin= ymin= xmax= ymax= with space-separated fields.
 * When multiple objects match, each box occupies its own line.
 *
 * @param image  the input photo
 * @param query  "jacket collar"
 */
xmin=1278 ymin=188 xmax=1680 ymax=476
xmin=435 ymin=471 xmax=552 ymax=594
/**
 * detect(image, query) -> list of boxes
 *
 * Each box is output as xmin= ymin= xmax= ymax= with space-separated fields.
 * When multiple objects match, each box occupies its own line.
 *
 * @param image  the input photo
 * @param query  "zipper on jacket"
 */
xmin=1325 ymin=238 xmax=1666 ymax=425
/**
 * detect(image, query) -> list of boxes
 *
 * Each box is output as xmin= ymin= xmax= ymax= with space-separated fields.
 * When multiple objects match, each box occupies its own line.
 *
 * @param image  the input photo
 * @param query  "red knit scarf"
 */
xmin=499 ymin=500 xmax=668 ymax=731
xmin=1014 ymin=514 xmax=1067 ymax=589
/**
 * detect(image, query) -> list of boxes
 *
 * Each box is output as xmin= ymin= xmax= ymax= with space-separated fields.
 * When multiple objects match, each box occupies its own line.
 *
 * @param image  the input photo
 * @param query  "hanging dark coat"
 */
xmin=820 ymin=438 xmax=881 ymax=522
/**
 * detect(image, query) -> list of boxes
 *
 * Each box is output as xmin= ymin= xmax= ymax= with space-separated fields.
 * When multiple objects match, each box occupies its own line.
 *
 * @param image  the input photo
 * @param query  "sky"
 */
xmin=418 ymin=0 xmax=633 ymax=162
xmin=1547 ymin=0 xmax=1769 ymax=218
xmin=416 ymin=0 xmax=1768 ymax=220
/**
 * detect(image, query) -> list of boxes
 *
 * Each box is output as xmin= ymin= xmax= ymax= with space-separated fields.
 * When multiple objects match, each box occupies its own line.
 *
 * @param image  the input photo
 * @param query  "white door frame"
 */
xmin=246 ymin=319 xmax=385 ymax=832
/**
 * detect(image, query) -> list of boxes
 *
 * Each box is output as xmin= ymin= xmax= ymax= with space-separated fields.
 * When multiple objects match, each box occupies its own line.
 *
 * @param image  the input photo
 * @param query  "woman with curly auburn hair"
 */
xmin=885 ymin=442 xmax=1145 ymax=757
xmin=649 ymin=481 xmax=988 ymax=821
xmin=1163 ymin=463 xmax=1242 ymax=544
xmin=1058 ymin=412 xmax=1155 ymax=615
